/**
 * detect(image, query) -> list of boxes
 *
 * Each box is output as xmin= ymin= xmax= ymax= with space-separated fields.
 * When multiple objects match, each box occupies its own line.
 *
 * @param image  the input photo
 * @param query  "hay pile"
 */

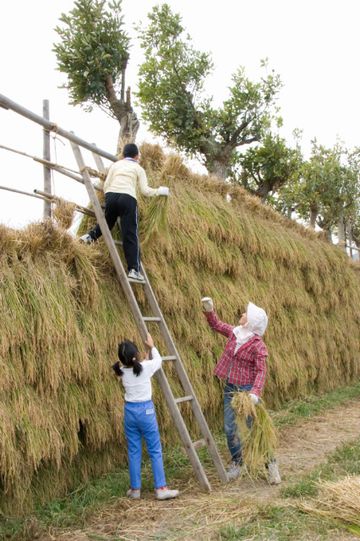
xmin=1 ymin=144 xmax=360 ymax=513
xmin=298 ymin=476 xmax=360 ymax=527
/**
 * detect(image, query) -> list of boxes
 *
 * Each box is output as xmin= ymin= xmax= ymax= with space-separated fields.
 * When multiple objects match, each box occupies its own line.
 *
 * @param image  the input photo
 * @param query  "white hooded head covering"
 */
xmin=233 ymin=302 xmax=268 ymax=352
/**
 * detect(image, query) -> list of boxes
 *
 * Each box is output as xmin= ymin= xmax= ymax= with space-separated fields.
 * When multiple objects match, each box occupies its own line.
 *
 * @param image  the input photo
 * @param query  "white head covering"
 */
xmin=233 ymin=301 xmax=268 ymax=353
xmin=246 ymin=302 xmax=268 ymax=336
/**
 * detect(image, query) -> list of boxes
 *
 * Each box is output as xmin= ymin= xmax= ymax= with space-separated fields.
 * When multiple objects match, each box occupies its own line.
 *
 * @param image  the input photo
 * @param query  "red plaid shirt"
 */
xmin=205 ymin=311 xmax=268 ymax=396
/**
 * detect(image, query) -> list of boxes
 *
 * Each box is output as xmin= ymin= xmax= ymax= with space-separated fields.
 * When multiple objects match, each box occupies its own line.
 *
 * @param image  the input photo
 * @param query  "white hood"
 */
xmin=246 ymin=302 xmax=268 ymax=336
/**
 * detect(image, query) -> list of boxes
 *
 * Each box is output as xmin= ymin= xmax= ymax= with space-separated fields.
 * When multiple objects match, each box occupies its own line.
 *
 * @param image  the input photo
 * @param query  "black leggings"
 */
xmin=88 ymin=192 xmax=140 ymax=272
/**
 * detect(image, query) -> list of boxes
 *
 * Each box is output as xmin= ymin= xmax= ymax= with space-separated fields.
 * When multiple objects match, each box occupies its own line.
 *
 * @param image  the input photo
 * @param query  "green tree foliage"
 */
xmin=137 ymin=4 xmax=282 ymax=179
xmin=54 ymin=0 xmax=139 ymax=146
xmin=233 ymin=134 xmax=302 ymax=201
xmin=276 ymin=142 xmax=360 ymax=241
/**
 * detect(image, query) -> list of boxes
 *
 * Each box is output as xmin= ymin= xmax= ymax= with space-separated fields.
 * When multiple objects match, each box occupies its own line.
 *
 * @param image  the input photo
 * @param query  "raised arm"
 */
xmin=137 ymin=166 xmax=170 ymax=198
xmin=202 ymin=298 xmax=233 ymax=338
xmin=143 ymin=333 xmax=162 ymax=374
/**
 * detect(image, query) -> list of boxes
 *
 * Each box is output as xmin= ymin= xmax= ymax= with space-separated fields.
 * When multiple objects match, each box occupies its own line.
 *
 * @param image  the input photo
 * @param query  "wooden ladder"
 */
xmin=71 ymin=143 xmax=228 ymax=491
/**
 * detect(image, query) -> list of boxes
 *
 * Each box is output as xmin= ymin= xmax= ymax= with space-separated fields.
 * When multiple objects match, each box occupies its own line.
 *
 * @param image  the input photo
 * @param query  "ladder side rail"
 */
xmin=71 ymin=143 xmax=211 ymax=492
xmin=139 ymin=264 xmax=228 ymax=483
xmin=91 ymin=150 xmax=107 ymax=174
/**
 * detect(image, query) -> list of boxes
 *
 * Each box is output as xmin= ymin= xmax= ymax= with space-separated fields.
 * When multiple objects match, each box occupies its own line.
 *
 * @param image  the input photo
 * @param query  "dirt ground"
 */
xmin=40 ymin=398 xmax=360 ymax=541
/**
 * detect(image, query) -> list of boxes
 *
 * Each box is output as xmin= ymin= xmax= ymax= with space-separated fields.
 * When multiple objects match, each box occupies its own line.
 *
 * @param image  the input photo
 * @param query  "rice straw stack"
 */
xmin=140 ymin=195 xmax=169 ymax=246
xmin=53 ymin=198 xmax=76 ymax=229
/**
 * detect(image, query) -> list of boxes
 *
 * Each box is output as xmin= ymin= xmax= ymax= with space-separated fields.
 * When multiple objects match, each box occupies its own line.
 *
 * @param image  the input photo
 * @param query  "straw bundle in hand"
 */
xmin=232 ymin=392 xmax=278 ymax=477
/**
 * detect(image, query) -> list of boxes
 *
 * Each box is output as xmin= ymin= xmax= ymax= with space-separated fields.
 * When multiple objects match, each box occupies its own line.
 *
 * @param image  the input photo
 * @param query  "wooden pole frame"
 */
xmin=43 ymin=99 xmax=52 ymax=218
xmin=0 ymin=93 xmax=117 ymax=162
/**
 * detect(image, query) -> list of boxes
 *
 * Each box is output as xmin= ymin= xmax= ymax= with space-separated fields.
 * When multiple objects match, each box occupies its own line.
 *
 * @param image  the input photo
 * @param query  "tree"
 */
xmin=233 ymin=133 xmax=302 ymax=201
xmin=275 ymin=142 xmax=360 ymax=243
xmin=54 ymin=0 xmax=139 ymax=152
xmin=137 ymin=4 xmax=282 ymax=179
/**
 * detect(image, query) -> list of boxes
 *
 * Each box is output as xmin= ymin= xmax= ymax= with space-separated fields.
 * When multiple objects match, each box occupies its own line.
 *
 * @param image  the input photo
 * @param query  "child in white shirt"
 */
xmin=113 ymin=333 xmax=179 ymax=500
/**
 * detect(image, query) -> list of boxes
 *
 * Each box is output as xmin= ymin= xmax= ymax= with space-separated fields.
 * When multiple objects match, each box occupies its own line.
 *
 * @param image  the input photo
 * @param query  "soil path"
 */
xmin=41 ymin=398 xmax=360 ymax=541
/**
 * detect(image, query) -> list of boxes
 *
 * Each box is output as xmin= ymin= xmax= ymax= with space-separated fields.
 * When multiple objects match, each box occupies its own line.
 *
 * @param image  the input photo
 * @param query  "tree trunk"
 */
xmin=323 ymin=227 xmax=332 ymax=243
xmin=309 ymin=205 xmax=318 ymax=229
xmin=337 ymin=213 xmax=346 ymax=252
xmin=256 ymin=183 xmax=271 ymax=202
xmin=105 ymin=76 xmax=139 ymax=157
xmin=346 ymin=220 xmax=353 ymax=259
xmin=206 ymin=160 xmax=229 ymax=180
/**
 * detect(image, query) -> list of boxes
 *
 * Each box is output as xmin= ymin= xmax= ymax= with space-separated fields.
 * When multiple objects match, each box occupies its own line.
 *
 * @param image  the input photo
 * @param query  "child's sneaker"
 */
xmin=127 ymin=488 xmax=141 ymax=499
xmin=128 ymin=269 xmax=145 ymax=282
xmin=268 ymin=460 xmax=281 ymax=485
xmin=79 ymin=233 xmax=94 ymax=245
xmin=226 ymin=461 xmax=241 ymax=481
xmin=155 ymin=486 xmax=179 ymax=500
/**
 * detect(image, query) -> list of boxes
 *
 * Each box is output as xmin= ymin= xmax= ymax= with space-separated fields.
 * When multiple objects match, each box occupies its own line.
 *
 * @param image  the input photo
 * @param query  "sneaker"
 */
xmin=268 ymin=460 xmax=281 ymax=485
xmin=128 ymin=269 xmax=145 ymax=282
xmin=155 ymin=487 xmax=179 ymax=500
xmin=226 ymin=461 xmax=241 ymax=481
xmin=79 ymin=233 xmax=94 ymax=245
xmin=127 ymin=488 xmax=141 ymax=499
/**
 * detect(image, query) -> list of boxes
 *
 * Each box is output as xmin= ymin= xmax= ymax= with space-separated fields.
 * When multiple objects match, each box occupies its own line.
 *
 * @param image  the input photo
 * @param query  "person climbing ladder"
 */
xmin=80 ymin=143 xmax=169 ymax=282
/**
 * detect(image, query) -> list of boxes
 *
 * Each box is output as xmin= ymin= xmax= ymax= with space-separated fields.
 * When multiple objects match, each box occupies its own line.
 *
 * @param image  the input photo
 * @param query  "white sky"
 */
xmin=1 ymin=0 xmax=359 ymax=228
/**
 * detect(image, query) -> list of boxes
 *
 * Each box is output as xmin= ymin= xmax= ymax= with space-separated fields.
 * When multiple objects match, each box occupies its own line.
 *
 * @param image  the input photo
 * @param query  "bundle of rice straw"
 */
xmin=53 ymin=198 xmax=76 ymax=229
xmin=140 ymin=195 xmax=169 ymax=246
xmin=298 ymin=476 xmax=360 ymax=527
xmin=232 ymin=392 xmax=278 ymax=477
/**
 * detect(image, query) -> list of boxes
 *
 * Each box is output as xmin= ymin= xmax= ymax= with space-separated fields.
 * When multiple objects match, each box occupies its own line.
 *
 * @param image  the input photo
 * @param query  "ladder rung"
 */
xmin=143 ymin=316 xmax=162 ymax=322
xmin=193 ymin=439 xmax=206 ymax=450
xmin=114 ymin=240 xmax=123 ymax=246
xmin=174 ymin=395 xmax=193 ymax=404
xmin=161 ymin=355 xmax=177 ymax=361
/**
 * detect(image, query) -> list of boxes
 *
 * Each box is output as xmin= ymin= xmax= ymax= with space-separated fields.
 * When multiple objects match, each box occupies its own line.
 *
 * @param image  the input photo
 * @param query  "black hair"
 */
xmin=123 ymin=143 xmax=139 ymax=159
xmin=113 ymin=340 xmax=143 ymax=377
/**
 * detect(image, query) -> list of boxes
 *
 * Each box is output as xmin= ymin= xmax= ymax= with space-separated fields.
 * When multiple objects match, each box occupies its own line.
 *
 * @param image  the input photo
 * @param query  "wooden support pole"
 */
xmin=0 ymin=93 xmax=117 ymax=162
xmin=0 ymin=143 xmax=103 ymax=190
xmin=0 ymin=185 xmax=95 ymax=218
xmin=43 ymin=100 xmax=52 ymax=219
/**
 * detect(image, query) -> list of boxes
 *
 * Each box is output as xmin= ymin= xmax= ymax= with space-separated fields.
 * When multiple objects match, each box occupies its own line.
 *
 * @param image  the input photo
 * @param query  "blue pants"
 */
xmin=224 ymin=383 xmax=253 ymax=465
xmin=124 ymin=400 xmax=166 ymax=490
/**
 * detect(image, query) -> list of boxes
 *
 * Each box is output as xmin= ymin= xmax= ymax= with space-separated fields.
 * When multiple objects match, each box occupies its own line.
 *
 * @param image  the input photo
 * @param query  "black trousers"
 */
xmin=88 ymin=192 xmax=140 ymax=272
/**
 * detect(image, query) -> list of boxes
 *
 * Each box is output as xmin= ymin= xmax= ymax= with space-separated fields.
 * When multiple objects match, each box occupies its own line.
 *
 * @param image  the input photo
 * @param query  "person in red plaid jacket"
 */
xmin=202 ymin=297 xmax=281 ymax=484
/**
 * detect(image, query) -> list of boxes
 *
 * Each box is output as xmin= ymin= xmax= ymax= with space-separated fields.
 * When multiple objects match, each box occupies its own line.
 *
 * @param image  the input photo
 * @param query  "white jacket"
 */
xmin=104 ymin=158 xmax=160 ymax=200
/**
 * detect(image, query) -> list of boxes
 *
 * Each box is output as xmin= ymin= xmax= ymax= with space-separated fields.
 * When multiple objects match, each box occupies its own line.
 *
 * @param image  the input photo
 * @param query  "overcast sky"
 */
xmin=1 ymin=0 xmax=359 ymax=228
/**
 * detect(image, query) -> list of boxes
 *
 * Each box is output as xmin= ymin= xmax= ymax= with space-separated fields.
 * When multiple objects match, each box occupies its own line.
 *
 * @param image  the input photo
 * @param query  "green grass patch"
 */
xmin=271 ymin=381 xmax=360 ymax=428
xmin=219 ymin=505 xmax=343 ymax=541
xmin=282 ymin=438 xmax=360 ymax=498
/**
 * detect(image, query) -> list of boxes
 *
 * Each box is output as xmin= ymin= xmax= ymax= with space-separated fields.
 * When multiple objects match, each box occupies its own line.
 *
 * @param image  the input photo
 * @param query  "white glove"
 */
xmin=249 ymin=393 xmax=259 ymax=405
xmin=201 ymin=297 xmax=214 ymax=312
xmin=92 ymin=179 xmax=104 ymax=191
xmin=157 ymin=186 xmax=170 ymax=196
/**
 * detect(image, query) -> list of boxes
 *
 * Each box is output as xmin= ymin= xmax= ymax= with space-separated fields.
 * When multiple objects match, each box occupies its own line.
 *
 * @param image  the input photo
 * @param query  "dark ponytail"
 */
xmin=117 ymin=340 xmax=143 ymax=377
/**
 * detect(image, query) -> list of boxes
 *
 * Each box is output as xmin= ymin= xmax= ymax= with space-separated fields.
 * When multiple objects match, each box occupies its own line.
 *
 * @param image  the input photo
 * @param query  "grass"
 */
xmin=219 ymin=505 xmax=344 ymax=541
xmin=272 ymin=381 xmax=360 ymax=428
xmin=282 ymin=438 xmax=360 ymax=499
xmin=0 ymin=469 xmax=129 ymax=540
